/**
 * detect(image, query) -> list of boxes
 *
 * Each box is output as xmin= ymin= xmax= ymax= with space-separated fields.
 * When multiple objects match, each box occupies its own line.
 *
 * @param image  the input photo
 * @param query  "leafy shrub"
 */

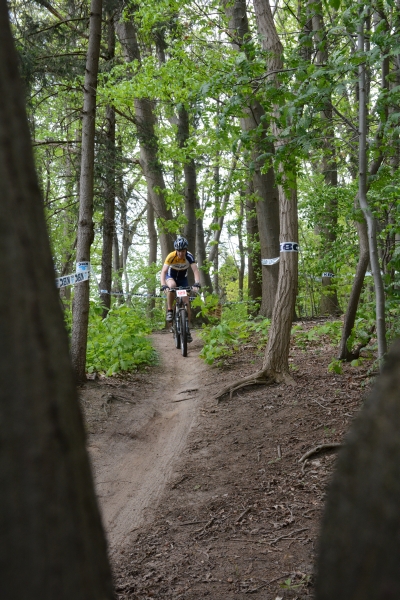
xmin=292 ymin=320 xmax=342 ymax=349
xmin=86 ymin=303 xmax=157 ymax=375
xmin=198 ymin=304 xmax=270 ymax=365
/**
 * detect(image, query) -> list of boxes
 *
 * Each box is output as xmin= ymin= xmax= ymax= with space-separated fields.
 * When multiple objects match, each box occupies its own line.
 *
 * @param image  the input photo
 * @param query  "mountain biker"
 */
xmin=160 ymin=236 xmax=201 ymax=342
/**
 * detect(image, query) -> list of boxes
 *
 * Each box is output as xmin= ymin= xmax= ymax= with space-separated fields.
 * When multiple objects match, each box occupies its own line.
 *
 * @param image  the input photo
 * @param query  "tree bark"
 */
xmin=115 ymin=20 xmax=174 ymax=260
xmin=70 ymin=0 xmax=103 ymax=382
xmin=253 ymin=0 xmax=298 ymax=376
xmin=316 ymin=341 xmax=400 ymax=599
xmin=100 ymin=102 xmax=116 ymax=317
xmin=100 ymin=13 xmax=116 ymax=318
xmin=216 ymin=0 xmax=299 ymax=399
xmin=357 ymin=5 xmax=387 ymax=363
xmin=177 ymin=104 xmax=197 ymax=255
xmin=147 ymin=197 xmax=157 ymax=318
xmin=222 ymin=0 xmax=280 ymax=317
xmin=0 ymin=5 xmax=113 ymax=596
xmin=246 ymin=181 xmax=262 ymax=312
xmin=196 ymin=192 xmax=213 ymax=292
xmin=310 ymin=1 xmax=341 ymax=316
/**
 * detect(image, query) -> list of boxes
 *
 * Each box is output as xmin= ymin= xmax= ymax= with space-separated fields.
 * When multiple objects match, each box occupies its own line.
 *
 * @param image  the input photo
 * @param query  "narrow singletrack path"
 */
xmin=87 ymin=332 xmax=208 ymax=553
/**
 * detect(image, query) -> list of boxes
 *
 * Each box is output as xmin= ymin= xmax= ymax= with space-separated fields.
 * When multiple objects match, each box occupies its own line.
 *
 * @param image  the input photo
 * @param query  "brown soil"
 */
xmin=80 ymin=324 xmax=373 ymax=599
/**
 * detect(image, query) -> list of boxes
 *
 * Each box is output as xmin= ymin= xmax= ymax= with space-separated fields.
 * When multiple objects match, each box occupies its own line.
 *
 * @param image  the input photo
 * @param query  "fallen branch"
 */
xmin=194 ymin=516 xmax=215 ymax=537
xmin=299 ymin=443 xmax=342 ymax=463
xmin=268 ymin=527 xmax=309 ymax=545
xmin=235 ymin=507 xmax=251 ymax=524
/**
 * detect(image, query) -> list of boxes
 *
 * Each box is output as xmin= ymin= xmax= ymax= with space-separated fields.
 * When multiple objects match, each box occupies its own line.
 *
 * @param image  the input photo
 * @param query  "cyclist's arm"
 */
xmin=191 ymin=262 xmax=201 ymax=284
xmin=160 ymin=263 xmax=169 ymax=287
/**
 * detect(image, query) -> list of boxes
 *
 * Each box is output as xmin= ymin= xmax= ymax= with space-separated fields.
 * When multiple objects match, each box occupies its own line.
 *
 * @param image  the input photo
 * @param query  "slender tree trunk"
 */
xmin=0 ymin=6 xmax=113 ymax=595
xmin=253 ymin=0 xmax=298 ymax=377
xmin=196 ymin=192 xmax=213 ymax=292
xmin=70 ymin=0 xmax=103 ymax=382
xmin=311 ymin=1 xmax=341 ymax=316
xmin=100 ymin=103 xmax=116 ymax=317
xmin=238 ymin=195 xmax=245 ymax=300
xmin=338 ymin=219 xmax=369 ymax=360
xmin=147 ymin=197 xmax=157 ymax=318
xmin=217 ymin=0 xmax=299 ymax=398
xmin=222 ymin=0 xmax=280 ymax=317
xmin=177 ymin=104 xmax=197 ymax=254
xmin=246 ymin=181 xmax=262 ymax=312
xmin=116 ymin=20 xmax=174 ymax=259
xmin=357 ymin=5 xmax=387 ymax=363
xmin=100 ymin=13 xmax=116 ymax=318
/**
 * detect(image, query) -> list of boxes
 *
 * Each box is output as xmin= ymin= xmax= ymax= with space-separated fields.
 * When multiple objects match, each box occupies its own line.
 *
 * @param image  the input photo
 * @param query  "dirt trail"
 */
xmin=87 ymin=332 xmax=208 ymax=553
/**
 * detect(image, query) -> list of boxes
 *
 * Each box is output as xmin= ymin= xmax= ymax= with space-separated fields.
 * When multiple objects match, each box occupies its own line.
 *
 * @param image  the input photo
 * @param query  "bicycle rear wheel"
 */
xmin=173 ymin=310 xmax=181 ymax=349
xmin=180 ymin=308 xmax=187 ymax=357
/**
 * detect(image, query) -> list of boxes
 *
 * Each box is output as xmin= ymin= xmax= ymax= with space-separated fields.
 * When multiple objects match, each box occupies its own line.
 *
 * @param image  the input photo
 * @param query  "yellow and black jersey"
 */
xmin=164 ymin=250 xmax=196 ymax=278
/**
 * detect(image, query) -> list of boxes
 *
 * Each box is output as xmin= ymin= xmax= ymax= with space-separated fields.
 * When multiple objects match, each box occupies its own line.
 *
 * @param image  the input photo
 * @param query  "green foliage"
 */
xmin=198 ymin=306 xmax=270 ymax=365
xmin=86 ymin=303 xmax=157 ymax=375
xmin=292 ymin=320 xmax=342 ymax=349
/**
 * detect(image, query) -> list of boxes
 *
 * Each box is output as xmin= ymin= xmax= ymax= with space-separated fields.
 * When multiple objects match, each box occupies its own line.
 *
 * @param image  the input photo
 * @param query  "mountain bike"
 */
xmin=163 ymin=286 xmax=195 ymax=357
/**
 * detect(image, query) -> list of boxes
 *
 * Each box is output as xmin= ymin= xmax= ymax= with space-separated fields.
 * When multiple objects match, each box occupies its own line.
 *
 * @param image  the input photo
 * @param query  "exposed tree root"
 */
xmin=298 ymin=442 xmax=342 ymax=464
xmin=215 ymin=368 xmax=295 ymax=402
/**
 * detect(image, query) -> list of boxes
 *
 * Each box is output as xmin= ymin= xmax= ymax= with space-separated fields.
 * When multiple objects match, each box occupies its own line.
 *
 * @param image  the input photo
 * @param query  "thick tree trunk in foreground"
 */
xmin=70 ymin=0 xmax=103 ymax=382
xmin=316 ymin=340 xmax=400 ymax=599
xmin=0 ymin=5 xmax=113 ymax=597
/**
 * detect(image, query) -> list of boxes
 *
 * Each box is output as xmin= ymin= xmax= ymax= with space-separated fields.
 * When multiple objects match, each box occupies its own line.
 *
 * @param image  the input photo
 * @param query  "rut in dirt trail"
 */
xmin=87 ymin=332 xmax=209 ymax=554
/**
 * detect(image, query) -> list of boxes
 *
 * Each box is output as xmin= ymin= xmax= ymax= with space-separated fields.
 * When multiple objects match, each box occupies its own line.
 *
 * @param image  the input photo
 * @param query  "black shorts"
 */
xmin=166 ymin=271 xmax=188 ymax=287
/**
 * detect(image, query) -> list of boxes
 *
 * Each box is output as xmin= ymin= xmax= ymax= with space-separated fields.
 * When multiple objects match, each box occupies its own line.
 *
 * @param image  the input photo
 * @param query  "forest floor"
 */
xmin=79 ymin=321 xmax=374 ymax=600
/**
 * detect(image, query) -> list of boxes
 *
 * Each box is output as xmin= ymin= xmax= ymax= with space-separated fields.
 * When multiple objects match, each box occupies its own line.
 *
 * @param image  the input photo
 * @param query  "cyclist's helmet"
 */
xmin=174 ymin=236 xmax=189 ymax=251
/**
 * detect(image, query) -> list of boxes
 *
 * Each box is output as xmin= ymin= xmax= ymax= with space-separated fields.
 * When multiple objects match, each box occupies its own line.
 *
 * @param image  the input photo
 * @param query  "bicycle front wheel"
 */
xmin=173 ymin=310 xmax=181 ymax=349
xmin=180 ymin=308 xmax=187 ymax=357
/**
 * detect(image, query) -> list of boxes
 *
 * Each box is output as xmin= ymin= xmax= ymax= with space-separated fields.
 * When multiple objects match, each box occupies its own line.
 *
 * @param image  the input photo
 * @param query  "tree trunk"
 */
xmin=100 ymin=102 xmax=116 ymax=318
xmin=311 ymin=1 xmax=341 ymax=316
xmin=357 ymin=5 xmax=387 ymax=363
xmin=177 ymin=104 xmax=197 ymax=254
xmin=238 ymin=194 xmax=245 ymax=300
xmin=252 ymin=0 xmax=298 ymax=376
xmin=0 ymin=6 xmax=113 ymax=596
xmin=196 ymin=193 xmax=213 ymax=292
xmin=246 ymin=181 xmax=262 ymax=312
xmin=70 ymin=0 xmax=103 ymax=382
xmin=338 ymin=219 xmax=369 ymax=360
xmin=216 ymin=0 xmax=299 ymax=399
xmin=147 ymin=197 xmax=157 ymax=318
xmin=316 ymin=341 xmax=400 ymax=599
xmin=100 ymin=13 xmax=116 ymax=318
xmin=116 ymin=20 xmax=174 ymax=260
xmin=222 ymin=0 xmax=280 ymax=317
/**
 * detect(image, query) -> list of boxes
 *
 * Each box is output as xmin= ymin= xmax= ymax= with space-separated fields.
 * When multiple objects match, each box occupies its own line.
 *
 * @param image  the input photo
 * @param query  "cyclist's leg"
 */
xmin=165 ymin=276 xmax=177 ymax=310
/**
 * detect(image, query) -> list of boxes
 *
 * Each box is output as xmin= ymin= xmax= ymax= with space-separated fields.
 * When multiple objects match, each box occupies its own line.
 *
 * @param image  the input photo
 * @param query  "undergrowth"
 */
xmin=86 ymin=303 xmax=157 ymax=375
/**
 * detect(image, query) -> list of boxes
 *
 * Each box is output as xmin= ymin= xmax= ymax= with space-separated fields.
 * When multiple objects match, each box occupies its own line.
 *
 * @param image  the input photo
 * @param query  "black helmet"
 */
xmin=174 ymin=236 xmax=188 ymax=251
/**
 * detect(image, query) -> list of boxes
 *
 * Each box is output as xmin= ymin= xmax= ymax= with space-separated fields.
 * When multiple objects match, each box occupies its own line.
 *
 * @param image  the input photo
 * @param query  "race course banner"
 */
xmin=56 ymin=270 xmax=89 ymax=289
xmin=280 ymin=242 xmax=299 ymax=252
